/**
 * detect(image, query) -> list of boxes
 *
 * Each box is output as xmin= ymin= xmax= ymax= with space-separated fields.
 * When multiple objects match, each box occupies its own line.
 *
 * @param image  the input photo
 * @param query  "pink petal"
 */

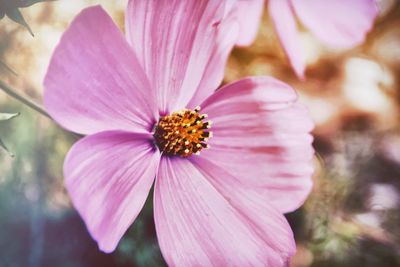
xmin=125 ymin=0 xmax=234 ymax=113
xmin=186 ymin=9 xmax=239 ymax=108
xmin=231 ymin=0 xmax=265 ymax=46
xmin=291 ymin=0 xmax=378 ymax=48
xmin=44 ymin=6 xmax=157 ymax=135
xmin=268 ymin=0 xmax=305 ymax=78
xmin=200 ymin=77 xmax=314 ymax=213
xmin=154 ymin=157 xmax=295 ymax=266
xmin=64 ymin=131 xmax=160 ymax=253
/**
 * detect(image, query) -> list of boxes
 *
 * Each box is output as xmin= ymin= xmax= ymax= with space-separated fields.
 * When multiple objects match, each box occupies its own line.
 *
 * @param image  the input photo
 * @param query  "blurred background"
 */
xmin=0 ymin=1 xmax=399 ymax=266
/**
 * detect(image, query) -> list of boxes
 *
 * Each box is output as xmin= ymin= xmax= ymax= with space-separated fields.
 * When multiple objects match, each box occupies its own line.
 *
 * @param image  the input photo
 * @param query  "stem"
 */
xmin=0 ymin=79 xmax=51 ymax=119
xmin=0 ymin=60 xmax=18 ymax=76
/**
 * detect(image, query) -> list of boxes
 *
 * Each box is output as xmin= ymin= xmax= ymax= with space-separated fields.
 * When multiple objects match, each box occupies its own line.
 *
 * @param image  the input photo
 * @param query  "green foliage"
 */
xmin=0 ymin=112 xmax=19 ymax=156
xmin=5 ymin=7 xmax=33 ymax=36
xmin=0 ymin=0 xmax=57 ymax=36
xmin=15 ymin=0 xmax=57 ymax=8
xmin=0 ymin=112 xmax=19 ymax=121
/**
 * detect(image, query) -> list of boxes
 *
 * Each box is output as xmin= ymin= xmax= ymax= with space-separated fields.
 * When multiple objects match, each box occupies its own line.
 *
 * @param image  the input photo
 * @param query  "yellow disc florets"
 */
xmin=153 ymin=106 xmax=212 ymax=157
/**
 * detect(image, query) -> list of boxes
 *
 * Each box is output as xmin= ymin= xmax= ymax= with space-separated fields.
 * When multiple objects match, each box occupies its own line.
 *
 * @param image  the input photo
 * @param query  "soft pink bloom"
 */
xmin=44 ymin=1 xmax=314 ymax=266
xmin=229 ymin=0 xmax=379 ymax=78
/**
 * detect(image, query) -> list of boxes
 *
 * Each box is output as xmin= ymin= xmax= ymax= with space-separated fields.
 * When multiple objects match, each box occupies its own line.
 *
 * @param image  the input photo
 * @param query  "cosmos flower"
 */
xmin=44 ymin=1 xmax=314 ymax=266
xmin=228 ymin=0 xmax=379 ymax=78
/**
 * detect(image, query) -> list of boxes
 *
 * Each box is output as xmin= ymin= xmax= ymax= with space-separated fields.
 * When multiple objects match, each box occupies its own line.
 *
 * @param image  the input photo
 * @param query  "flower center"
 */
xmin=153 ymin=106 xmax=212 ymax=157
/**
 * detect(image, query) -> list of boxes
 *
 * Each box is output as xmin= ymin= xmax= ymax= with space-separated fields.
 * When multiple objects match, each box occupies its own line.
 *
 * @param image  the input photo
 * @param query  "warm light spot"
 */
xmin=153 ymin=106 xmax=212 ymax=157
xmin=343 ymin=57 xmax=394 ymax=113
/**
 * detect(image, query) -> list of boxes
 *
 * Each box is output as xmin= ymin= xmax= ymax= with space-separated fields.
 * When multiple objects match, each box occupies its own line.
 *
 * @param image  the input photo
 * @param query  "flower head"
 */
xmin=229 ymin=0 xmax=379 ymax=78
xmin=44 ymin=1 xmax=314 ymax=266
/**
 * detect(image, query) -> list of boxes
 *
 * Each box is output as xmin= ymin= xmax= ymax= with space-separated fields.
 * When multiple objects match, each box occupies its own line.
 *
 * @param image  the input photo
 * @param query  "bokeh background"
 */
xmin=0 ymin=1 xmax=400 ymax=266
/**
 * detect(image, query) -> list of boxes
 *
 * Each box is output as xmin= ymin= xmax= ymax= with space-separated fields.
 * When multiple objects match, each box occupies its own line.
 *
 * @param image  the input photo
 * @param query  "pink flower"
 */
xmin=44 ymin=1 xmax=314 ymax=266
xmin=229 ymin=0 xmax=378 ymax=78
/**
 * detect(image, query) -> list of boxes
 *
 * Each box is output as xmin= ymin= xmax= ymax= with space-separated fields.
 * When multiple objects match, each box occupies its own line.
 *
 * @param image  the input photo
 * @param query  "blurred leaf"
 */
xmin=0 ymin=112 xmax=19 ymax=121
xmin=0 ymin=0 xmax=57 ymax=36
xmin=0 ymin=112 xmax=18 ymax=156
xmin=17 ymin=0 xmax=57 ymax=8
xmin=0 ymin=138 xmax=14 ymax=157
xmin=1 ymin=0 xmax=55 ymax=9
xmin=5 ymin=8 xmax=33 ymax=36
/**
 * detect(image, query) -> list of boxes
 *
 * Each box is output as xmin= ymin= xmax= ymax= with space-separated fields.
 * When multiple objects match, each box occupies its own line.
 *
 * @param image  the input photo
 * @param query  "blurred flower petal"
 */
xmin=291 ymin=0 xmax=378 ymax=48
xmin=44 ymin=6 xmax=158 ymax=135
xmin=125 ymin=0 xmax=229 ymax=113
xmin=269 ymin=0 xmax=306 ymax=78
xmin=232 ymin=0 xmax=264 ymax=46
xmin=154 ymin=156 xmax=295 ymax=266
xmin=187 ymin=11 xmax=239 ymax=108
xmin=200 ymin=77 xmax=314 ymax=212
xmin=64 ymin=131 xmax=160 ymax=253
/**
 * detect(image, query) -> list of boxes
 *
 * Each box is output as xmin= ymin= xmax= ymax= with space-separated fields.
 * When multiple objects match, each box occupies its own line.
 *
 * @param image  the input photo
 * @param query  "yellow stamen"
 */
xmin=153 ymin=107 xmax=212 ymax=157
